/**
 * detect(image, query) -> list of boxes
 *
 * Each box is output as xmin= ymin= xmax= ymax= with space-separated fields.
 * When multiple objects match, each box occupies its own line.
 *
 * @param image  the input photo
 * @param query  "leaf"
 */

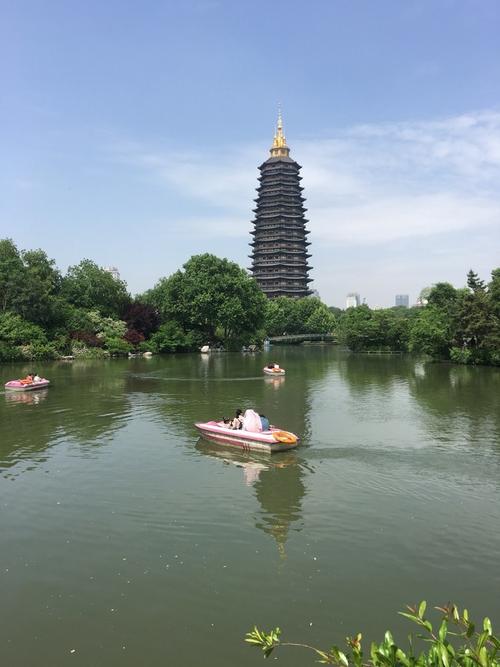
xmin=483 ymin=618 xmax=492 ymax=635
xmin=440 ymin=645 xmax=450 ymax=667
xmin=466 ymin=622 xmax=476 ymax=638
xmin=418 ymin=601 xmax=427 ymax=619
xmin=439 ymin=620 xmax=448 ymax=642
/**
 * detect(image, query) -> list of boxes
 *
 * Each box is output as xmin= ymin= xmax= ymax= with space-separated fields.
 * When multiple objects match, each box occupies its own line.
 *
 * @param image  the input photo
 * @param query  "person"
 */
xmin=242 ymin=409 xmax=262 ymax=433
xmin=33 ymin=373 xmax=42 ymax=383
xmin=230 ymin=409 xmax=244 ymax=430
xmin=20 ymin=373 xmax=34 ymax=385
xmin=260 ymin=414 xmax=270 ymax=431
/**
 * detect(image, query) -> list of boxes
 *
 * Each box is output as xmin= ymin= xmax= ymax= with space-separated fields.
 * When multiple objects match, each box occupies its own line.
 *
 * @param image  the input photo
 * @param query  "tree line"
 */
xmin=1 ymin=238 xmax=498 ymax=365
xmin=0 ymin=239 xmax=335 ymax=361
xmin=336 ymin=269 xmax=500 ymax=366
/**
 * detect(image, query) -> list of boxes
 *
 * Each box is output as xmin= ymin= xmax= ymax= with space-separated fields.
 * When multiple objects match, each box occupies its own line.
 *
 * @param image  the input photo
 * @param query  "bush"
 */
xmin=71 ymin=341 xmax=109 ymax=359
xmin=450 ymin=347 xmax=473 ymax=365
xmin=105 ymin=337 xmax=132 ymax=356
xmin=149 ymin=322 xmax=194 ymax=353
xmin=245 ymin=602 xmax=499 ymax=666
xmin=0 ymin=311 xmax=47 ymax=345
xmin=0 ymin=342 xmax=23 ymax=362
xmin=20 ymin=342 xmax=59 ymax=360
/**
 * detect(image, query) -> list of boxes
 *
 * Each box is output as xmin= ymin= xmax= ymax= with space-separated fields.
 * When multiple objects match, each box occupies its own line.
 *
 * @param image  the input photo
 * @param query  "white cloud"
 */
xmin=112 ymin=109 xmax=500 ymax=248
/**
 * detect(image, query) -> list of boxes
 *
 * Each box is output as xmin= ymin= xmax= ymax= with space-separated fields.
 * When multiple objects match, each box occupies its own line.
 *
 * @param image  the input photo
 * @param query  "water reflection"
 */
xmin=0 ymin=360 xmax=130 ymax=477
xmin=336 ymin=353 xmax=416 ymax=393
xmin=4 ymin=388 xmax=49 ymax=405
xmin=195 ymin=439 xmax=305 ymax=556
xmin=408 ymin=361 xmax=500 ymax=444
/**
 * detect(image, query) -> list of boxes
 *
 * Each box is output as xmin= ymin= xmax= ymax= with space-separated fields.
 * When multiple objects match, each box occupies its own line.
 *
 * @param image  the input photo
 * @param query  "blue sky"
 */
xmin=1 ymin=0 xmax=499 ymax=307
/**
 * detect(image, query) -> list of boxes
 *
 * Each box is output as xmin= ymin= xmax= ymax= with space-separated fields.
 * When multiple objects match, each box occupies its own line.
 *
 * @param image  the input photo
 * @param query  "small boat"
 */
xmin=263 ymin=366 xmax=285 ymax=376
xmin=195 ymin=421 xmax=298 ymax=453
xmin=4 ymin=379 xmax=50 ymax=392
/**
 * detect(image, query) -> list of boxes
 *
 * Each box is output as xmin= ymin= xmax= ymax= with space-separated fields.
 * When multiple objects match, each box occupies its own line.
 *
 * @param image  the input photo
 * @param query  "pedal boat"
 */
xmin=4 ymin=379 xmax=50 ymax=392
xmin=195 ymin=421 xmax=298 ymax=453
xmin=263 ymin=367 xmax=286 ymax=376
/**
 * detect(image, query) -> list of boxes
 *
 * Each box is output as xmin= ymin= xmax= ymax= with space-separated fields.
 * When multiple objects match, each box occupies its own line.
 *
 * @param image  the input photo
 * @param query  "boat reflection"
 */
xmin=263 ymin=375 xmax=286 ymax=390
xmin=4 ymin=389 xmax=49 ymax=405
xmin=195 ymin=439 xmax=270 ymax=484
xmin=195 ymin=438 xmax=305 ymax=556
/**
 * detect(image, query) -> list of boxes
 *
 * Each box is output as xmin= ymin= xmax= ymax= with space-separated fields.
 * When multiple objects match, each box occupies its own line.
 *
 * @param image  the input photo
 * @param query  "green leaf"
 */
xmin=483 ymin=618 xmax=492 ymax=636
xmin=439 ymin=620 xmax=448 ymax=642
xmin=418 ymin=601 xmax=427 ymax=619
xmin=385 ymin=631 xmax=395 ymax=646
xmin=440 ymin=645 xmax=450 ymax=667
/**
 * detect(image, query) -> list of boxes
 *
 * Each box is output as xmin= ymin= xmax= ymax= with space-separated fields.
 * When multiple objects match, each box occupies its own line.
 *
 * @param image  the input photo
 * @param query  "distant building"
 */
xmin=395 ymin=294 xmax=409 ymax=308
xmin=346 ymin=293 xmax=360 ymax=309
xmin=104 ymin=266 xmax=121 ymax=281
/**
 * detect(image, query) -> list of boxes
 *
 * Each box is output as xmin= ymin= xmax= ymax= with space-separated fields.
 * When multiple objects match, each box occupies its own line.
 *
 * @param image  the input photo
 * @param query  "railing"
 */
xmin=268 ymin=333 xmax=337 ymax=344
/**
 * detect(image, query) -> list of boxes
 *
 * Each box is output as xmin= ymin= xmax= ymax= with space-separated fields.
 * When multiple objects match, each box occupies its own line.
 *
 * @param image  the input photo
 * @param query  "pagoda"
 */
xmin=249 ymin=111 xmax=312 ymax=298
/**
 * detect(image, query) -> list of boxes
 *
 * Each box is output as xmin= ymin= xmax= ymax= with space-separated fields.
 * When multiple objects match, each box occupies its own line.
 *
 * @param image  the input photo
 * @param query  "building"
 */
xmin=104 ymin=266 xmax=121 ymax=281
xmin=346 ymin=293 xmax=360 ymax=309
xmin=395 ymin=294 xmax=409 ymax=308
xmin=249 ymin=112 xmax=312 ymax=298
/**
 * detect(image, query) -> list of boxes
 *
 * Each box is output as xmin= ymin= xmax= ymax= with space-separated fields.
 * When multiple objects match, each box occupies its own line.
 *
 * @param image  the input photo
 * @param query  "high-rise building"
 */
xmin=249 ymin=112 xmax=312 ymax=298
xmin=395 ymin=294 xmax=409 ymax=307
xmin=346 ymin=293 xmax=360 ymax=309
xmin=104 ymin=266 xmax=121 ymax=281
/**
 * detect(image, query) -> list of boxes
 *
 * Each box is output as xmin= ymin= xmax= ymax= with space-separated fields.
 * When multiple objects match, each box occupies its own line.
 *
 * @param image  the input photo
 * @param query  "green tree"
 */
xmin=146 ymin=254 xmax=266 ymax=345
xmin=149 ymin=321 xmax=194 ymax=352
xmin=17 ymin=249 xmax=62 ymax=326
xmin=62 ymin=259 xmax=130 ymax=318
xmin=0 ymin=239 xmax=24 ymax=312
xmin=467 ymin=269 xmax=486 ymax=292
xmin=409 ymin=306 xmax=452 ymax=358
xmin=337 ymin=305 xmax=379 ymax=351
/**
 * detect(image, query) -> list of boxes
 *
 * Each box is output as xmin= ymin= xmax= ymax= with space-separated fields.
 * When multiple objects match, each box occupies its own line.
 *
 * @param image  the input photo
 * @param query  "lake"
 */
xmin=1 ymin=347 xmax=499 ymax=666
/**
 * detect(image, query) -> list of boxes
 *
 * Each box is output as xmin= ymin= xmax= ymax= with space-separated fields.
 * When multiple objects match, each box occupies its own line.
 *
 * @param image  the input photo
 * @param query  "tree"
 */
xmin=0 ymin=239 xmax=24 ymax=312
xmin=62 ymin=259 xmax=130 ymax=318
xmin=409 ymin=306 xmax=452 ymax=358
xmin=337 ymin=305 xmax=380 ymax=351
xmin=146 ymin=254 xmax=266 ymax=345
xmin=17 ymin=249 xmax=62 ymax=326
xmin=427 ymin=282 xmax=458 ymax=310
xmin=467 ymin=269 xmax=485 ymax=292
xmin=123 ymin=302 xmax=160 ymax=337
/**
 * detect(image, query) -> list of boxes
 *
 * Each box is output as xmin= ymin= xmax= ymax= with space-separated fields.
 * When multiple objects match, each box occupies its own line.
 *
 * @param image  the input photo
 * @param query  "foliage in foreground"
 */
xmin=245 ymin=602 xmax=499 ymax=666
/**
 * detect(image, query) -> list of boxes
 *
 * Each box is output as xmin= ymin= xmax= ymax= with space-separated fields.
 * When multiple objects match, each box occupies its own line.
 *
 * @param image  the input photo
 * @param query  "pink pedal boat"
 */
xmin=195 ymin=421 xmax=299 ymax=453
xmin=4 ymin=379 xmax=50 ymax=392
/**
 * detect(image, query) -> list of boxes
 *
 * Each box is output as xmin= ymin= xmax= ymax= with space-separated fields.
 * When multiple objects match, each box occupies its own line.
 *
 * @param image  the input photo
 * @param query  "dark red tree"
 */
xmin=123 ymin=303 xmax=160 ymax=337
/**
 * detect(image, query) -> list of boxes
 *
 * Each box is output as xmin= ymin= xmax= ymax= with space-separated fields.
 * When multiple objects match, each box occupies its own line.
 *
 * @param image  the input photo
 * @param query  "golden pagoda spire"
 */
xmin=270 ymin=106 xmax=290 ymax=158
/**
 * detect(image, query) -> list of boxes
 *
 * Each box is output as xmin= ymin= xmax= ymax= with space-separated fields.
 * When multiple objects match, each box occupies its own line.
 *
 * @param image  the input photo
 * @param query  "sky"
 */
xmin=1 ymin=0 xmax=499 ymax=307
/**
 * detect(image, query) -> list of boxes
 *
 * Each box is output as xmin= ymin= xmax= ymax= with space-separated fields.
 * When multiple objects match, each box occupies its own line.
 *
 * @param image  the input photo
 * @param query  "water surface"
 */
xmin=1 ymin=348 xmax=499 ymax=666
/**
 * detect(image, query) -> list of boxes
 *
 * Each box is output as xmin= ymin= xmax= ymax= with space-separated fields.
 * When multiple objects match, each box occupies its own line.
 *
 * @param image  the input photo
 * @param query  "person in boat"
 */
xmin=33 ymin=373 xmax=42 ymax=383
xmin=20 ymin=373 xmax=35 ymax=385
xmin=230 ymin=409 xmax=244 ymax=430
xmin=259 ymin=414 xmax=270 ymax=431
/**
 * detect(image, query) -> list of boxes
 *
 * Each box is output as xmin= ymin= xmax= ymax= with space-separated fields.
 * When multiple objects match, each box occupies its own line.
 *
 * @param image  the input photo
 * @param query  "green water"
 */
xmin=1 ymin=348 xmax=499 ymax=666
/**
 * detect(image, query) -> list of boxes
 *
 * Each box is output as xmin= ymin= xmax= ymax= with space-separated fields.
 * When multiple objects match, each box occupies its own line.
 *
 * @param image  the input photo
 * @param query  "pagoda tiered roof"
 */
xmin=249 ymin=115 xmax=312 ymax=299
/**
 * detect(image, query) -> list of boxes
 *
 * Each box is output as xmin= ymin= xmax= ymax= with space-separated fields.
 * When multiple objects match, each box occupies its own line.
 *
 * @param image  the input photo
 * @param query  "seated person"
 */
xmin=230 ymin=409 xmax=244 ymax=430
xmin=242 ymin=409 xmax=262 ymax=433
xmin=20 ymin=373 xmax=34 ymax=384
xmin=33 ymin=373 xmax=42 ymax=383
xmin=259 ymin=414 xmax=270 ymax=431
